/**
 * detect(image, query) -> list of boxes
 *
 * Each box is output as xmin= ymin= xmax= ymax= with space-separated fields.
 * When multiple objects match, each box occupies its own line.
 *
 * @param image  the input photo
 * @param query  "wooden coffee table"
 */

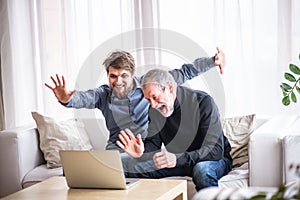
xmin=2 ymin=176 xmax=187 ymax=200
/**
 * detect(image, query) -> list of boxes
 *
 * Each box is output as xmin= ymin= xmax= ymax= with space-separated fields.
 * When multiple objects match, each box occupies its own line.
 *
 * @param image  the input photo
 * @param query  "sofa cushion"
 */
xmin=22 ymin=164 xmax=63 ymax=188
xmin=218 ymin=162 xmax=249 ymax=188
xmin=222 ymin=114 xmax=256 ymax=168
xmin=31 ymin=112 xmax=92 ymax=168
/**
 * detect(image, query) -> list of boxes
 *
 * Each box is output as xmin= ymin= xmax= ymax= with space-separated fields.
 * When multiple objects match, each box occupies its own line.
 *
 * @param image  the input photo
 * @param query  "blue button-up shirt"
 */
xmin=65 ymin=57 xmax=216 ymax=151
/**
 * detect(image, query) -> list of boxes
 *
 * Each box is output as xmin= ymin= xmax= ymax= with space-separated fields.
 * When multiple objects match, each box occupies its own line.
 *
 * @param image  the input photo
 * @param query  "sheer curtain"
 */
xmin=158 ymin=0 xmax=300 ymax=117
xmin=0 ymin=0 xmax=158 ymax=129
xmin=1 ymin=0 xmax=299 ymax=130
xmin=0 ymin=0 xmax=138 ymax=129
xmin=0 ymin=0 xmax=42 ymax=130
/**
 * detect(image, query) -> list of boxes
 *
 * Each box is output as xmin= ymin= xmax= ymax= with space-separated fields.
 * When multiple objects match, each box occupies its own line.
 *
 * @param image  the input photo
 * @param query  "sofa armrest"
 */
xmin=282 ymin=135 xmax=300 ymax=184
xmin=0 ymin=125 xmax=45 ymax=197
xmin=249 ymin=115 xmax=299 ymax=187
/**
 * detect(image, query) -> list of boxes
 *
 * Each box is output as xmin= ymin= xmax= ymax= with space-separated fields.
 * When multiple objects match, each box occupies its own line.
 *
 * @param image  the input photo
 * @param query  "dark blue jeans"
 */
xmin=121 ymin=153 xmax=232 ymax=191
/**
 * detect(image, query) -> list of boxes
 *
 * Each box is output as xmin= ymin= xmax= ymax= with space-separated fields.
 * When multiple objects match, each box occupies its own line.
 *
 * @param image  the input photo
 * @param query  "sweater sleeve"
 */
xmin=175 ymin=95 xmax=225 ymax=167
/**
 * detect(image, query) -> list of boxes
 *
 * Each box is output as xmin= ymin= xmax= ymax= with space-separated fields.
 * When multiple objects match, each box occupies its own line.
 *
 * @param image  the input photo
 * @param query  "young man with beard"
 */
xmin=117 ymin=69 xmax=232 ymax=190
xmin=45 ymin=49 xmax=226 ymax=151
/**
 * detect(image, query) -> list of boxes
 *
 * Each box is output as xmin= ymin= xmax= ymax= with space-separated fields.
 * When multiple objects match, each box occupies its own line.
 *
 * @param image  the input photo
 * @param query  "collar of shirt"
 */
xmin=129 ymin=77 xmax=142 ymax=97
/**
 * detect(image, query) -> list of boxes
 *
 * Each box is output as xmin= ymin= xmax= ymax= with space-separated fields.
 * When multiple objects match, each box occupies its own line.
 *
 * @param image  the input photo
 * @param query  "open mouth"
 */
xmin=156 ymin=104 xmax=166 ymax=112
xmin=159 ymin=105 xmax=165 ymax=111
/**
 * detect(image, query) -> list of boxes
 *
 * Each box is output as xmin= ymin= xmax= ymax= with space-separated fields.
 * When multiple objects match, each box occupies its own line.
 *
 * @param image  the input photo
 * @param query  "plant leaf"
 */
xmin=299 ymin=53 xmax=300 ymax=60
xmin=296 ymin=86 xmax=300 ymax=94
xmin=281 ymin=83 xmax=292 ymax=91
xmin=249 ymin=193 xmax=267 ymax=200
xmin=284 ymin=73 xmax=296 ymax=82
xmin=291 ymin=92 xmax=297 ymax=103
xmin=282 ymin=90 xmax=287 ymax=96
xmin=289 ymin=64 xmax=300 ymax=75
xmin=270 ymin=185 xmax=286 ymax=200
xmin=282 ymin=96 xmax=290 ymax=106
xmin=280 ymin=85 xmax=288 ymax=93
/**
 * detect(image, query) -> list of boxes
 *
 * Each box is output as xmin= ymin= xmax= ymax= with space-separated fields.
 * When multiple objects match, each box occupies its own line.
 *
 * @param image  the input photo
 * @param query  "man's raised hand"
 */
xmin=45 ymin=74 xmax=76 ymax=103
xmin=215 ymin=47 xmax=226 ymax=74
xmin=116 ymin=129 xmax=144 ymax=158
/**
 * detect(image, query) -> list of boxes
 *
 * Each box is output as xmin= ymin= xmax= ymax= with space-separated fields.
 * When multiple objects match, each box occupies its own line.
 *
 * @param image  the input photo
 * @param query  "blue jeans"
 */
xmin=121 ymin=153 xmax=232 ymax=191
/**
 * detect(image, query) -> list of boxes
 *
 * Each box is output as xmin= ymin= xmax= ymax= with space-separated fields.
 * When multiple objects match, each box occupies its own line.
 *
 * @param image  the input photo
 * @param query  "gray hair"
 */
xmin=102 ymin=50 xmax=135 ymax=74
xmin=142 ymin=69 xmax=177 ymax=92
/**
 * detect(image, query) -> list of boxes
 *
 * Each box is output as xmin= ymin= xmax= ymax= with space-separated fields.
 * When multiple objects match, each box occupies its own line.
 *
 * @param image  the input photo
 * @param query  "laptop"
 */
xmin=59 ymin=150 xmax=139 ymax=189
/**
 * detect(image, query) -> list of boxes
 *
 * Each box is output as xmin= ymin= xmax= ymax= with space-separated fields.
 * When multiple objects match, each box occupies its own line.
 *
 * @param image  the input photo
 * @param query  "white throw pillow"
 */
xmin=31 ymin=112 xmax=92 ymax=168
xmin=222 ymin=114 xmax=256 ymax=168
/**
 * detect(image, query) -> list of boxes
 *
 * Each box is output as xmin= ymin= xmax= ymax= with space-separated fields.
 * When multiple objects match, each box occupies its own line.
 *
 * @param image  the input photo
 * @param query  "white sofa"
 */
xmin=193 ymin=115 xmax=300 ymax=199
xmin=1 ymin=115 xmax=298 ymax=199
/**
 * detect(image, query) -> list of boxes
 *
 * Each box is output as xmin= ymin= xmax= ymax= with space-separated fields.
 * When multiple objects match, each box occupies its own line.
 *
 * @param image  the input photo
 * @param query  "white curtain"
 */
xmin=0 ymin=0 xmax=157 ymax=129
xmin=0 ymin=0 xmax=42 ymax=130
xmin=158 ymin=0 xmax=300 ymax=117
xmin=1 ymin=0 xmax=299 ymax=130
xmin=0 ymin=0 xmax=137 ymax=129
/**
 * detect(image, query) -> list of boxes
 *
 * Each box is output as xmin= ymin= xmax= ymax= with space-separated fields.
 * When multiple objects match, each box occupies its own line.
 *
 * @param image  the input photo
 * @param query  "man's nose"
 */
xmin=116 ymin=76 xmax=122 ymax=84
xmin=149 ymin=99 xmax=157 ymax=108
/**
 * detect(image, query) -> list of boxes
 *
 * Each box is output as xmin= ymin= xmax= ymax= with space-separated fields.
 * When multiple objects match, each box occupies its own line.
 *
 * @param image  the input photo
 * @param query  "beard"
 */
xmin=154 ymin=103 xmax=174 ymax=117
xmin=112 ymin=85 xmax=132 ymax=99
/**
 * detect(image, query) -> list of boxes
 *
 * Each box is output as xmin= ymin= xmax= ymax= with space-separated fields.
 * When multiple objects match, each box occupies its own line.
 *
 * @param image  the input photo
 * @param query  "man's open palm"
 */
xmin=45 ymin=74 xmax=75 ymax=104
xmin=117 ymin=129 xmax=144 ymax=158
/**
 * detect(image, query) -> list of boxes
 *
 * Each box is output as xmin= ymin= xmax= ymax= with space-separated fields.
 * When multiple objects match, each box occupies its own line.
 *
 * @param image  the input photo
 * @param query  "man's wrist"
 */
xmin=59 ymin=98 xmax=73 ymax=107
xmin=135 ymin=151 xmax=143 ymax=158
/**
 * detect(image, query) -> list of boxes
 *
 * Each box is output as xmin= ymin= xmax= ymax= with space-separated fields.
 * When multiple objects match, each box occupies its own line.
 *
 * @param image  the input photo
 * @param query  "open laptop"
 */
xmin=59 ymin=150 xmax=139 ymax=189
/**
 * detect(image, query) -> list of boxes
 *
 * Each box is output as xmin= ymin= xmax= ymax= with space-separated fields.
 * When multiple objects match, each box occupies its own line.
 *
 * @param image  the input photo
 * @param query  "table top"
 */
xmin=2 ymin=176 xmax=187 ymax=200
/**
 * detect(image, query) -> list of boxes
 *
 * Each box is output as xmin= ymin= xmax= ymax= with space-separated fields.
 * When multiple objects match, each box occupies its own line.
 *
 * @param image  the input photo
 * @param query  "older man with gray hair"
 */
xmin=117 ymin=68 xmax=232 ymax=191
